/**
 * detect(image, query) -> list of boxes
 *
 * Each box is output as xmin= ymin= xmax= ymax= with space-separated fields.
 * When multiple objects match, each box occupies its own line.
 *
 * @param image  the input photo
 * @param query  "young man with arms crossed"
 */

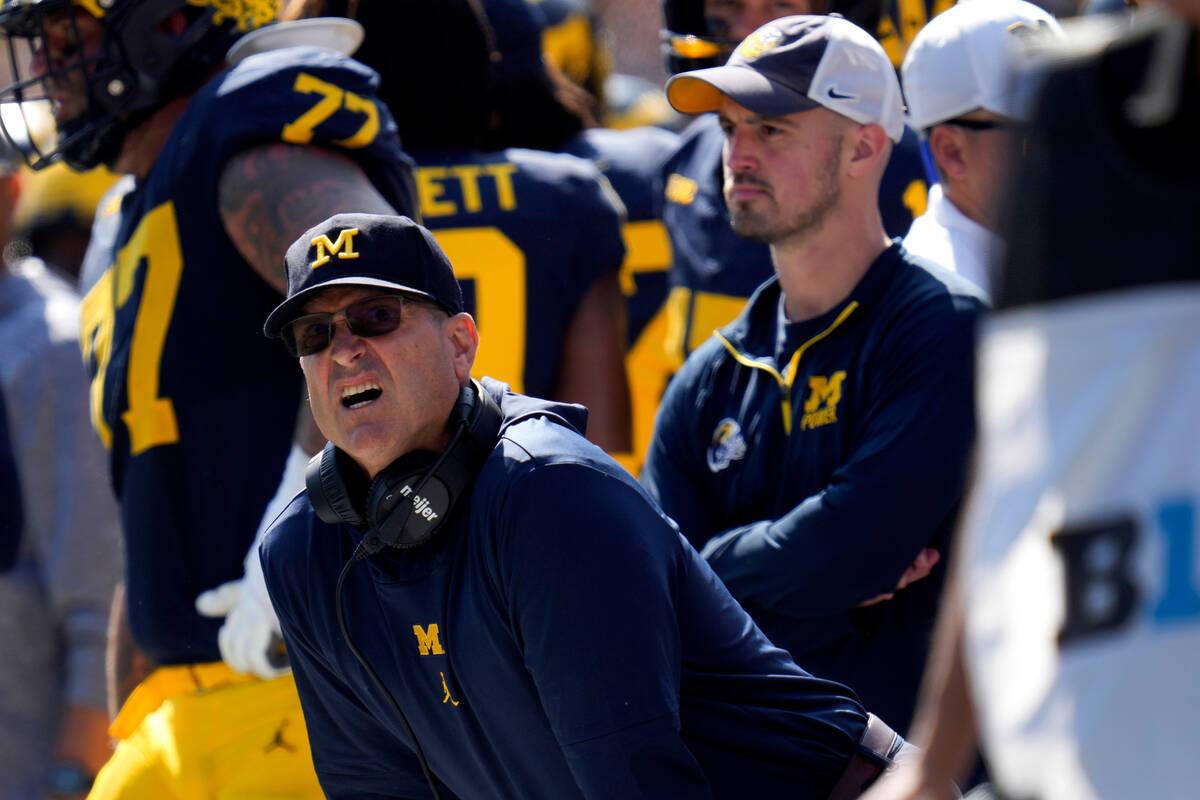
xmin=643 ymin=15 xmax=986 ymax=735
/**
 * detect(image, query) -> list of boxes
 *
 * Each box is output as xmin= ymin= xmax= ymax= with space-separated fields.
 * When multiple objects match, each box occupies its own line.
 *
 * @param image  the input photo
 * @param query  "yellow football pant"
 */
xmin=89 ymin=663 xmax=323 ymax=800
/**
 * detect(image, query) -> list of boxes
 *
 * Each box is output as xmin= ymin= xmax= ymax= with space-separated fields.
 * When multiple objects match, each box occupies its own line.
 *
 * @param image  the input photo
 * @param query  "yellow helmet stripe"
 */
xmin=73 ymin=0 xmax=107 ymax=18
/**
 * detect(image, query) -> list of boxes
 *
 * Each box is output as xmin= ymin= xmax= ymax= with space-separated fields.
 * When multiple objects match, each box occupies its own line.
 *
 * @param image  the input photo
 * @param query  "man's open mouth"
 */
xmin=341 ymin=380 xmax=382 ymax=409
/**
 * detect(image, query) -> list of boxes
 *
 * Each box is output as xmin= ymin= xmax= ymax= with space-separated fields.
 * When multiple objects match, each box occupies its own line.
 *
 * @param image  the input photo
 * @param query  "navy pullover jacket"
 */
xmin=262 ymin=379 xmax=868 ymax=799
xmin=642 ymin=243 xmax=986 ymax=733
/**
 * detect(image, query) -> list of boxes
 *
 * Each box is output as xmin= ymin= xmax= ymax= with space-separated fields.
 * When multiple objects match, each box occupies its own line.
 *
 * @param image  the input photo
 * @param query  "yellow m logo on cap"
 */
xmin=735 ymin=27 xmax=784 ymax=60
xmin=311 ymin=227 xmax=360 ymax=268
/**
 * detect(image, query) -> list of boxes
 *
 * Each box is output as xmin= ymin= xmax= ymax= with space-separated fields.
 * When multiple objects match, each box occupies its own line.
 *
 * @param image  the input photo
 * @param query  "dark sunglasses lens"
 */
xmin=282 ymin=296 xmax=408 ymax=357
xmin=948 ymin=118 xmax=1017 ymax=132
xmin=285 ymin=316 xmax=334 ymax=357
xmin=345 ymin=296 xmax=406 ymax=337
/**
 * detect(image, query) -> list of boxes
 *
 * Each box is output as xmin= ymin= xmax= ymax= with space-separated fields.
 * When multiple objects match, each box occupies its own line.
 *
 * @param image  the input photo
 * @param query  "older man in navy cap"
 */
xmin=642 ymin=15 xmax=987 ymax=736
xmin=256 ymin=211 xmax=933 ymax=800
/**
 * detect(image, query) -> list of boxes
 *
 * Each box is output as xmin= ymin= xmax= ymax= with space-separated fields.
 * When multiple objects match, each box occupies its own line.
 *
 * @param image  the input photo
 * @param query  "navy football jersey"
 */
xmin=660 ymin=114 xmax=929 ymax=366
xmin=76 ymin=47 xmax=414 ymax=665
xmin=562 ymin=126 xmax=679 ymax=469
xmin=0 ymin=386 xmax=19 ymax=572
xmin=410 ymin=146 xmax=624 ymax=399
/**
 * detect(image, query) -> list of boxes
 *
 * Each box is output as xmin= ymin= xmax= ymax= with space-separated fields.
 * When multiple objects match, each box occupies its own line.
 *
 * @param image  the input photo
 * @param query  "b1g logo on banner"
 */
xmin=1051 ymin=498 xmax=1200 ymax=647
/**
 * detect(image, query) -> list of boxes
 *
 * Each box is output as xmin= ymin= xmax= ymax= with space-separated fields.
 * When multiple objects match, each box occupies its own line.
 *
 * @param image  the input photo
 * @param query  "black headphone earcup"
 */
xmin=363 ymin=381 xmax=504 ymax=550
xmin=464 ymin=379 xmax=503 ymax=451
xmin=306 ymin=441 xmax=367 ymax=526
xmin=366 ymin=451 xmax=450 ymax=549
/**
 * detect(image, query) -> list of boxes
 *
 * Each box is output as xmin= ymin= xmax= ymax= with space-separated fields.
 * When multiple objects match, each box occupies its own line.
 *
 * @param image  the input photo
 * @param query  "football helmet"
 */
xmin=660 ymin=0 xmax=727 ymax=76
xmin=0 ymin=0 xmax=275 ymax=169
xmin=660 ymin=0 xmax=892 ymax=75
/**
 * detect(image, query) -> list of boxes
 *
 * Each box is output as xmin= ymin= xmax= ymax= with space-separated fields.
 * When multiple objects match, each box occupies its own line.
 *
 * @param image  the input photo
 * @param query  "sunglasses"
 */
xmin=943 ymin=118 xmax=1019 ymax=132
xmin=282 ymin=294 xmax=412 ymax=357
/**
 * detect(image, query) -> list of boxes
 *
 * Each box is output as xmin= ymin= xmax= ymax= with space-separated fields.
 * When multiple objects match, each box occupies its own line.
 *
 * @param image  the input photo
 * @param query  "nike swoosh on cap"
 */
xmin=827 ymin=87 xmax=856 ymax=100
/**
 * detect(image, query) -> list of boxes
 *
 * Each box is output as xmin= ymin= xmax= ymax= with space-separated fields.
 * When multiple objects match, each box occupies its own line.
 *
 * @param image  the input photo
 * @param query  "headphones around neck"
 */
xmin=306 ymin=379 xmax=504 ymax=552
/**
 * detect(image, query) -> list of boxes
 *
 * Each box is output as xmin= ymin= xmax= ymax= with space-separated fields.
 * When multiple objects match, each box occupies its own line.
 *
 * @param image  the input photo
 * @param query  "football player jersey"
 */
xmin=660 ymin=113 xmax=929 ymax=369
xmin=562 ymin=126 xmax=679 ymax=470
xmin=76 ymin=46 xmax=413 ymax=665
xmin=410 ymin=146 xmax=625 ymax=400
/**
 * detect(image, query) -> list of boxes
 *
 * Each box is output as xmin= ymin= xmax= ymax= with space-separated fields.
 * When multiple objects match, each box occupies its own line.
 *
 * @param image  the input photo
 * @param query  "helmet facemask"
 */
xmin=659 ymin=0 xmax=890 ymax=76
xmin=0 ymin=0 xmax=129 ymax=169
xmin=660 ymin=0 xmax=738 ymax=76
xmin=0 ymin=0 xmax=273 ymax=170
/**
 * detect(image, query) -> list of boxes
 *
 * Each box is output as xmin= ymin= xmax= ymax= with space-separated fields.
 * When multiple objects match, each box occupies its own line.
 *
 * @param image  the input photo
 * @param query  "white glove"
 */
xmin=195 ymin=557 xmax=287 ymax=678
xmin=195 ymin=444 xmax=309 ymax=678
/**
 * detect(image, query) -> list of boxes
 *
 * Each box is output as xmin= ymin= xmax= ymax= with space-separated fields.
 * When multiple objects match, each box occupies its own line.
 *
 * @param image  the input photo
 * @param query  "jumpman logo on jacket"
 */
xmin=264 ymin=719 xmax=297 ymax=754
xmin=441 ymin=671 xmax=461 ymax=707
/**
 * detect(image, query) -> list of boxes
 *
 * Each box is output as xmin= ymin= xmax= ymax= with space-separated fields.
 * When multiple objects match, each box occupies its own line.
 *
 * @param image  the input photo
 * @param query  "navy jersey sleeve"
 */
xmin=261 ymin=503 xmax=454 ymax=800
xmin=497 ymin=459 xmax=713 ymax=799
xmin=212 ymin=46 xmax=416 ymax=214
xmin=699 ymin=300 xmax=980 ymax=616
xmin=0 ymin=386 xmax=20 ymax=572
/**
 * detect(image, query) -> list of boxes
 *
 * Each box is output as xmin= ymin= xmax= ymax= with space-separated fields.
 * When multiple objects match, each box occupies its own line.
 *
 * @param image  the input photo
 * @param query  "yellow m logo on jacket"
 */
xmin=801 ymin=371 xmax=847 ymax=430
xmin=412 ymin=624 xmax=445 ymax=656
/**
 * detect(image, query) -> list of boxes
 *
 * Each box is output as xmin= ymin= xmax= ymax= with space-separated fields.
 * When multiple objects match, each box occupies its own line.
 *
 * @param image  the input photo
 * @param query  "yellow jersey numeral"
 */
xmin=282 ymin=72 xmax=379 ymax=149
xmin=429 ymin=227 xmax=527 ymax=392
xmin=79 ymin=202 xmax=184 ymax=454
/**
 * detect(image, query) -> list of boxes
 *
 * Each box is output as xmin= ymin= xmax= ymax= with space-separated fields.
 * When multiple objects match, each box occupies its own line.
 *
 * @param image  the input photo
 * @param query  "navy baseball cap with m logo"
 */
xmin=263 ymin=213 xmax=465 ymax=338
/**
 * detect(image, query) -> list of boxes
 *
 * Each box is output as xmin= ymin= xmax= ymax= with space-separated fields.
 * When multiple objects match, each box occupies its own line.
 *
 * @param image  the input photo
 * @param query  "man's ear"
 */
xmin=845 ymin=123 xmax=890 ymax=178
xmin=445 ymin=312 xmax=479 ymax=382
xmin=928 ymin=124 xmax=969 ymax=180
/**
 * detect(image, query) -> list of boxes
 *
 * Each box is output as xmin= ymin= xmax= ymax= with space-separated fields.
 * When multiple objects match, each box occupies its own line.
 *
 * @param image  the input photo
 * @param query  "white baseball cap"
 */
xmin=902 ymin=0 xmax=1064 ymax=132
xmin=666 ymin=15 xmax=905 ymax=143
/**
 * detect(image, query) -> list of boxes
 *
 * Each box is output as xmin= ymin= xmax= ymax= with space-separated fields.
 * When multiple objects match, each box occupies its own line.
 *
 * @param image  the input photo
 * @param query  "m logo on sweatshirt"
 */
xmin=412 ymin=624 xmax=445 ymax=656
xmin=801 ymin=371 xmax=847 ymax=430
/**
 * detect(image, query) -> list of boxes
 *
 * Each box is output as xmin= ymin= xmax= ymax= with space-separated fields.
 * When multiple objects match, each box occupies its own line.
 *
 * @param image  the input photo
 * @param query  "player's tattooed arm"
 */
xmin=218 ymin=142 xmax=396 ymax=294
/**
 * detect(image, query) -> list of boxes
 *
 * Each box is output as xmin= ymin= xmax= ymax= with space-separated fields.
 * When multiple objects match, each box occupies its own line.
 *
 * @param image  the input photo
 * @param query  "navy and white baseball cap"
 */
xmin=263 ymin=213 xmax=464 ymax=338
xmin=902 ymin=0 xmax=1064 ymax=131
xmin=665 ymin=15 xmax=905 ymax=143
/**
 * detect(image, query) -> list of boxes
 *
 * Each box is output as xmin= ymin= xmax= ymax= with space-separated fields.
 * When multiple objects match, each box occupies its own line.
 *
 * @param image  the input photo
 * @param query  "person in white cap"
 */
xmin=900 ymin=0 xmax=1064 ymax=296
xmin=642 ymin=15 xmax=986 ymax=737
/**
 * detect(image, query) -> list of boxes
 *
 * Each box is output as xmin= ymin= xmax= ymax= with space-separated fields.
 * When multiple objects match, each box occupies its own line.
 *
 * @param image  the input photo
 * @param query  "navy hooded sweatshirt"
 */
xmin=261 ymin=379 xmax=868 ymax=799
